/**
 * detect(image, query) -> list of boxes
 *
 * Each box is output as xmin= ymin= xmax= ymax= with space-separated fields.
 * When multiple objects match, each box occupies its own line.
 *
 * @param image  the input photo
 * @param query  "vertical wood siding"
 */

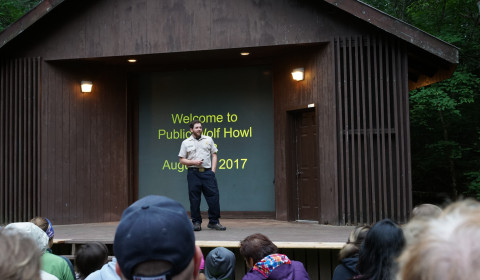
xmin=334 ymin=36 xmax=412 ymax=225
xmin=272 ymin=46 xmax=339 ymax=223
xmin=0 ymin=57 xmax=41 ymax=224
xmin=40 ymin=64 xmax=129 ymax=224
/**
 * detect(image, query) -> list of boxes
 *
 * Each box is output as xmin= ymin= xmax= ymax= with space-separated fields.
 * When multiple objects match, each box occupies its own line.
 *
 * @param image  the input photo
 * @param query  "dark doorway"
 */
xmin=293 ymin=109 xmax=319 ymax=221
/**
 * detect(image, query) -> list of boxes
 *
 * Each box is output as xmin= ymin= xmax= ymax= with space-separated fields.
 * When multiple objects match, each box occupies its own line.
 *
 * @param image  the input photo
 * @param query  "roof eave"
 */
xmin=324 ymin=0 xmax=459 ymax=64
xmin=0 ymin=0 xmax=460 ymax=67
xmin=0 ymin=0 xmax=67 ymax=50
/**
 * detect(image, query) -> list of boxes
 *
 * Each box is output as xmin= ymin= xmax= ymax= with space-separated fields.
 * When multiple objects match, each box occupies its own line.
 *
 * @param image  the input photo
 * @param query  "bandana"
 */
xmin=45 ymin=218 xmax=54 ymax=239
xmin=253 ymin=254 xmax=291 ymax=278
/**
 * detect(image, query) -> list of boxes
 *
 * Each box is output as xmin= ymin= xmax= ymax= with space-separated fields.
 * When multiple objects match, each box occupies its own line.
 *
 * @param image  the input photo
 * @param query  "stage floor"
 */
xmin=53 ymin=219 xmax=354 ymax=249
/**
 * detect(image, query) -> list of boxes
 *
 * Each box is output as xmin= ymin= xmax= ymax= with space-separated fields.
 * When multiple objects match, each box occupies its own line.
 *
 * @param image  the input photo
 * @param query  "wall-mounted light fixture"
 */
xmin=81 ymin=81 xmax=93 ymax=93
xmin=291 ymin=68 xmax=304 ymax=81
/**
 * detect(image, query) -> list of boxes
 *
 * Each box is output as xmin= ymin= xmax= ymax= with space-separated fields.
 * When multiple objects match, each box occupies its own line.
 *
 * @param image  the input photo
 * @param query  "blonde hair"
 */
xmin=30 ymin=217 xmax=49 ymax=232
xmin=410 ymin=203 xmax=442 ymax=219
xmin=0 ymin=228 xmax=42 ymax=280
xmin=339 ymin=225 xmax=370 ymax=260
xmin=403 ymin=204 xmax=443 ymax=246
xmin=397 ymin=199 xmax=480 ymax=280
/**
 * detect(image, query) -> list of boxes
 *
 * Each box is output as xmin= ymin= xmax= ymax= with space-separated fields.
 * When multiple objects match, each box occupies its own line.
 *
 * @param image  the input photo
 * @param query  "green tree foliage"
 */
xmin=363 ymin=0 xmax=480 ymax=203
xmin=0 ymin=0 xmax=41 ymax=32
xmin=466 ymin=132 xmax=480 ymax=200
xmin=410 ymin=71 xmax=480 ymax=200
xmin=407 ymin=0 xmax=480 ymax=74
xmin=362 ymin=0 xmax=416 ymax=20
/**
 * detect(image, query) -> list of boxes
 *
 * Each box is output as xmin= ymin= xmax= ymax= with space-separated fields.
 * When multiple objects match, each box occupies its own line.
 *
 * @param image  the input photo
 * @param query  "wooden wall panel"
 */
xmin=273 ymin=53 xmax=314 ymax=221
xmin=13 ymin=0 xmax=370 ymax=60
xmin=334 ymin=35 xmax=412 ymax=225
xmin=281 ymin=248 xmax=338 ymax=279
xmin=40 ymin=63 xmax=129 ymax=224
xmin=115 ymin=0 xmax=148 ymax=56
xmin=316 ymin=42 xmax=338 ymax=224
xmin=273 ymin=45 xmax=338 ymax=224
xmin=0 ymin=58 xmax=40 ymax=224
xmin=146 ymin=0 xmax=211 ymax=52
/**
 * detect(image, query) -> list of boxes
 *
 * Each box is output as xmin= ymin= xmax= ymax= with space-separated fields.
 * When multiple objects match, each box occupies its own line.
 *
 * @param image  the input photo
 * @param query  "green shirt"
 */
xmin=42 ymin=252 xmax=75 ymax=280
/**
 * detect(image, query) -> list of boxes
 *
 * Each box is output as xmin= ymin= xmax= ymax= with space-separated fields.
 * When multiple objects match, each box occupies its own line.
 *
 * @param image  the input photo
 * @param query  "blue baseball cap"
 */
xmin=114 ymin=195 xmax=195 ymax=280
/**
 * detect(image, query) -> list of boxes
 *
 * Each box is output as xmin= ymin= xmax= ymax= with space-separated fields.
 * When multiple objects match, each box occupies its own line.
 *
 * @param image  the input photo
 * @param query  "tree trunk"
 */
xmin=439 ymin=111 xmax=458 ymax=199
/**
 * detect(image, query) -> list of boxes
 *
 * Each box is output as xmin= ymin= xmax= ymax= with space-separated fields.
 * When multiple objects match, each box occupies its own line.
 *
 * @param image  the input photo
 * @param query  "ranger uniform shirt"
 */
xmin=178 ymin=135 xmax=218 ymax=168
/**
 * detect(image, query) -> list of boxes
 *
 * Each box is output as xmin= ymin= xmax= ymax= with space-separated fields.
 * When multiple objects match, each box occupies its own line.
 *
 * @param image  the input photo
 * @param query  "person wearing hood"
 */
xmin=204 ymin=247 xmax=236 ymax=280
xmin=2 ymin=223 xmax=60 ymax=280
xmin=332 ymin=226 xmax=370 ymax=280
xmin=239 ymin=233 xmax=310 ymax=280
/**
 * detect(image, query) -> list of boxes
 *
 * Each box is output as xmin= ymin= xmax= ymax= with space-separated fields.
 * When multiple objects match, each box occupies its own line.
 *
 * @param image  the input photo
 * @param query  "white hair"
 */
xmin=397 ymin=199 xmax=480 ymax=280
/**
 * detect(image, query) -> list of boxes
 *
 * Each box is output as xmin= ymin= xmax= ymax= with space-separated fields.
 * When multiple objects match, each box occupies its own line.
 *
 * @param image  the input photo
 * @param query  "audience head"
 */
xmin=403 ymin=204 xmax=443 ymax=246
xmin=0 ymin=228 xmax=43 ymax=280
xmin=204 ymin=247 xmax=236 ymax=280
xmin=5 ymin=222 xmax=49 ymax=254
xmin=357 ymin=219 xmax=405 ymax=280
xmin=113 ymin=195 xmax=201 ymax=280
xmin=339 ymin=225 xmax=370 ymax=260
xmin=397 ymin=199 xmax=480 ymax=280
xmin=239 ymin=233 xmax=278 ymax=268
xmin=31 ymin=216 xmax=55 ymax=248
xmin=410 ymin=204 xmax=442 ymax=220
xmin=76 ymin=242 xmax=109 ymax=279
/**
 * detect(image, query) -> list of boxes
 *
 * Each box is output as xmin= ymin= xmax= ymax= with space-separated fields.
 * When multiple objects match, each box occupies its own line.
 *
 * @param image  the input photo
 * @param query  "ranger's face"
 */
xmin=191 ymin=123 xmax=202 ymax=137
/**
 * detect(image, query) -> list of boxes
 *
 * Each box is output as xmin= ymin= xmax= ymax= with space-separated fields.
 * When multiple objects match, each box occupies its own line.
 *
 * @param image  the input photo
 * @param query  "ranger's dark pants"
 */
xmin=187 ymin=168 xmax=220 ymax=224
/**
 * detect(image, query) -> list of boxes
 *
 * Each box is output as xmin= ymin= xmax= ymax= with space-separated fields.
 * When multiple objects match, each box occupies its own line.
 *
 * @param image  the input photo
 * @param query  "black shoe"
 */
xmin=207 ymin=223 xmax=226 ymax=230
xmin=193 ymin=223 xmax=202 ymax=231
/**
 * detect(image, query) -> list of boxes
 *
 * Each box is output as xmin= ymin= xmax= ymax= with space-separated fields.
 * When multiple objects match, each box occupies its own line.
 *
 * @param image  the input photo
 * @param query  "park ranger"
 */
xmin=178 ymin=119 xmax=226 ymax=231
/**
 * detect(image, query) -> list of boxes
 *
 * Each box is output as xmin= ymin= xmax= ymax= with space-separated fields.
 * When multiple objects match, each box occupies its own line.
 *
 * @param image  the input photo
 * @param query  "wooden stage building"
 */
xmin=1 ymin=0 xmax=459 ymax=229
xmin=52 ymin=219 xmax=354 ymax=279
xmin=0 ymin=1 xmax=458 ymax=278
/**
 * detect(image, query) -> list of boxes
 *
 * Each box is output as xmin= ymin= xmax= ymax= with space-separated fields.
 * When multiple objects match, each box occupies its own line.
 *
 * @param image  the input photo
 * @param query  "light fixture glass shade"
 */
xmin=81 ymin=81 xmax=93 ymax=93
xmin=291 ymin=68 xmax=304 ymax=81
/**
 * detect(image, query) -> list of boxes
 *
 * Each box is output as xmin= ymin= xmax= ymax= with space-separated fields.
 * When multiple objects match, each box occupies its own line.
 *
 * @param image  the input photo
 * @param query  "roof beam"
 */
xmin=0 ymin=0 xmax=66 ymax=49
xmin=323 ymin=0 xmax=459 ymax=64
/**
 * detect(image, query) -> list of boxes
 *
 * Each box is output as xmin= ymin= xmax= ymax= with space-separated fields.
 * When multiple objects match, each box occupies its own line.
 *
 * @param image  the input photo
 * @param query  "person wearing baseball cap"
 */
xmin=114 ymin=195 xmax=203 ymax=280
